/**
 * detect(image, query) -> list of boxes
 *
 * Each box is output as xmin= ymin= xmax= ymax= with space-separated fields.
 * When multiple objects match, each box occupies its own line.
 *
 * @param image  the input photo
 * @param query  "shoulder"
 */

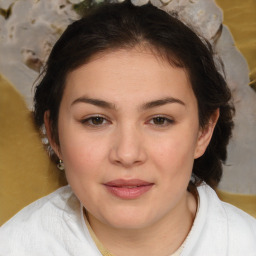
xmin=0 ymin=186 xmax=85 ymax=255
xmin=0 ymin=186 xmax=101 ymax=255
xmin=198 ymin=184 xmax=256 ymax=230
xmin=1 ymin=185 xmax=75 ymax=228
xmin=221 ymin=199 xmax=256 ymax=247
xmin=197 ymin=184 xmax=256 ymax=254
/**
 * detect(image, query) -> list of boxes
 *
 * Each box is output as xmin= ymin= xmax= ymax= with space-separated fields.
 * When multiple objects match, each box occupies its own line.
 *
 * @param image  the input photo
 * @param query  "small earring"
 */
xmin=57 ymin=159 xmax=65 ymax=171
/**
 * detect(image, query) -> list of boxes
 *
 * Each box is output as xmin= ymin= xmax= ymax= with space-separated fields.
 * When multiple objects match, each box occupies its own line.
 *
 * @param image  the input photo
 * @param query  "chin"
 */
xmin=102 ymin=208 xmax=157 ymax=230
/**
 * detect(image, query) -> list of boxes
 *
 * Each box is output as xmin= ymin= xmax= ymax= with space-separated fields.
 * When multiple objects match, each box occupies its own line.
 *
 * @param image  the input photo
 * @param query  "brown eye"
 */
xmin=90 ymin=116 xmax=105 ymax=125
xmin=153 ymin=117 xmax=166 ymax=125
xmin=148 ymin=116 xmax=174 ymax=127
xmin=81 ymin=116 xmax=109 ymax=126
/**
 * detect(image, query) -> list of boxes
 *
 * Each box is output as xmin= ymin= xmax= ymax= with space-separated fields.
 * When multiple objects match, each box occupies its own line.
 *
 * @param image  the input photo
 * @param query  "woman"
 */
xmin=0 ymin=1 xmax=255 ymax=255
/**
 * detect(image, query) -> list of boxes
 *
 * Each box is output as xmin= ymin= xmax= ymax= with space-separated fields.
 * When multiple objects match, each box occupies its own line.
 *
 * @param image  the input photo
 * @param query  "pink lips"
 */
xmin=104 ymin=179 xmax=154 ymax=199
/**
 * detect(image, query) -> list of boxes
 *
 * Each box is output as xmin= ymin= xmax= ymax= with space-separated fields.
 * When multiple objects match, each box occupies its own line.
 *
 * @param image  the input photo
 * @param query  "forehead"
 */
xmin=63 ymin=48 xmax=196 ymax=108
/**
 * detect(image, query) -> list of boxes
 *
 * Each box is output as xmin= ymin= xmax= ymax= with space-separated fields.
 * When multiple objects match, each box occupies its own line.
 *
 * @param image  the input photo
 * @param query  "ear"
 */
xmin=44 ymin=111 xmax=62 ymax=159
xmin=194 ymin=109 xmax=219 ymax=159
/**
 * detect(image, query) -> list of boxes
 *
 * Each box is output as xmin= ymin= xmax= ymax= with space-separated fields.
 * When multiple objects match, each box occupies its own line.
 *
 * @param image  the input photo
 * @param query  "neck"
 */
xmin=86 ymin=191 xmax=197 ymax=256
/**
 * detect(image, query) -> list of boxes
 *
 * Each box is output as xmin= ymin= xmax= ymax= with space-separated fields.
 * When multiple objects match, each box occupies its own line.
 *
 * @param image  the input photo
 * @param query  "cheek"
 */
xmin=61 ymin=138 xmax=108 ymax=201
xmin=150 ymin=130 xmax=198 ymax=176
xmin=154 ymin=137 xmax=196 ymax=162
xmin=58 ymin=129 xmax=108 ymax=176
xmin=66 ymin=146 xmax=105 ymax=172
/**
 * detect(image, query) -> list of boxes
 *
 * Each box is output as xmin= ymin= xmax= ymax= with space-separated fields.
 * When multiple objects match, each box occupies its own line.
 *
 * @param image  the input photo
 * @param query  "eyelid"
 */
xmin=79 ymin=114 xmax=174 ymax=127
xmin=146 ymin=115 xmax=175 ymax=126
xmin=80 ymin=114 xmax=111 ymax=126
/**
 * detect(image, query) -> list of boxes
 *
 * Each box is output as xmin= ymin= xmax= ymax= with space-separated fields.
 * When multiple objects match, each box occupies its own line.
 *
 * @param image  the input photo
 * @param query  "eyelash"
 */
xmin=147 ymin=116 xmax=174 ymax=127
xmin=81 ymin=115 xmax=110 ymax=127
xmin=80 ymin=115 xmax=174 ymax=127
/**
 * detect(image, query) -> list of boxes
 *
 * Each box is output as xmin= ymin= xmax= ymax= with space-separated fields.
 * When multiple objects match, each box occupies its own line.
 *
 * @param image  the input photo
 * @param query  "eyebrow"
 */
xmin=140 ymin=97 xmax=185 ymax=110
xmin=71 ymin=97 xmax=116 ymax=109
xmin=71 ymin=96 xmax=185 ymax=110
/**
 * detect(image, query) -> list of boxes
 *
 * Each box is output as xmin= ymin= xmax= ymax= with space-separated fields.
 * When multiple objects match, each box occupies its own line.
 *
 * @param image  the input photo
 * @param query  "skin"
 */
xmin=45 ymin=47 xmax=219 ymax=256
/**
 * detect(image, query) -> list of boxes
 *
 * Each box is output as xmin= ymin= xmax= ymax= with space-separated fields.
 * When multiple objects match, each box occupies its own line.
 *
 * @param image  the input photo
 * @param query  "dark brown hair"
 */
xmin=34 ymin=0 xmax=234 ymax=188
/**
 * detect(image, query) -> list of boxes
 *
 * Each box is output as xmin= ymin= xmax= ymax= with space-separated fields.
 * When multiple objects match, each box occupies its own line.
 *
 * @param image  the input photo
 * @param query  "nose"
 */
xmin=109 ymin=124 xmax=147 ymax=168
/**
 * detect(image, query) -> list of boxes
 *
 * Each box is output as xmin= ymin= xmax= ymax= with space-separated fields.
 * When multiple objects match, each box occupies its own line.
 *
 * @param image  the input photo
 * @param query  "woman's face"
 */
xmin=47 ymin=48 xmax=214 ymax=230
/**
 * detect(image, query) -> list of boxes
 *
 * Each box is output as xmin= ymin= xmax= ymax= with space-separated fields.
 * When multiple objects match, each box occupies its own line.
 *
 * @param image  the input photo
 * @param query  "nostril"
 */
xmin=108 ymin=128 xmax=147 ymax=167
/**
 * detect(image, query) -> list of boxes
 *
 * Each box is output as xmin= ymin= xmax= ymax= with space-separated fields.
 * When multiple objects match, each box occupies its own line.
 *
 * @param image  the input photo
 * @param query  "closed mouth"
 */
xmin=104 ymin=179 xmax=154 ymax=199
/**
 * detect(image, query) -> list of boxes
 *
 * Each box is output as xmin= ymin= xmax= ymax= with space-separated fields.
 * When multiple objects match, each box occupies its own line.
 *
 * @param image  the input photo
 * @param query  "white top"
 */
xmin=0 ymin=184 xmax=256 ymax=256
